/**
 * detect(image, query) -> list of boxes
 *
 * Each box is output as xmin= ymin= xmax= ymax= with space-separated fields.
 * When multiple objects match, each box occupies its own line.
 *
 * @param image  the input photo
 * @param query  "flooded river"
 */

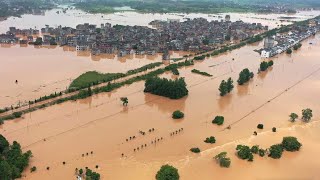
xmin=0 ymin=7 xmax=320 ymax=180
xmin=0 ymin=6 xmax=320 ymax=33
xmin=0 ymin=32 xmax=319 ymax=179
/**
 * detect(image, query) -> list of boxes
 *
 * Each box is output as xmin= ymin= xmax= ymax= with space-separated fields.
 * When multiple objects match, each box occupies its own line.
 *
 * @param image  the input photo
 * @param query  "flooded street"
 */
xmin=0 ymin=28 xmax=320 ymax=179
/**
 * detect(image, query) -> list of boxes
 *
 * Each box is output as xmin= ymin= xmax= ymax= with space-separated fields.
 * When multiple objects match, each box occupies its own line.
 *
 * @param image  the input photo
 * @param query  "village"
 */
xmin=260 ymin=18 xmax=320 ymax=58
xmin=0 ymin=16 xmax=267 ymax=59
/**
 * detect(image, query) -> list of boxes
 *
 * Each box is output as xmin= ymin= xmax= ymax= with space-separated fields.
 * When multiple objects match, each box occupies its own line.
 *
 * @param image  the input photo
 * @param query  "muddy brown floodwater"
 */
xmin=0 ymin=44 xmax=186 ymax=107
xmin=0 ymin=32 xmax=320 ymax=179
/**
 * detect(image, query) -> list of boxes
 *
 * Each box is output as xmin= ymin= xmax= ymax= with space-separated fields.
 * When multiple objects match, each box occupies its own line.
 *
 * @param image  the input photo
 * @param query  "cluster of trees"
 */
xmin=219 ymin=78 xmax=234 ymax=96
xmin=144 ymin=77 xmax=188 ymax=99
xmin=236 ymin=145 xmax=255 ymax=161
xmin=204 ymin=136 xmax=216 ymax=144
xmin=293 ymin=43 xmax=302 ymax=50
xmin=0 ymin=135 xmax=32 ymax=179
xmin=212 ymin=116 xmax=224 ymax=125
xmin=236 ymin=136 xmax=302 ymax=161
xmin=126 ymin=62 xmax=162 ymax=75
xmin=193 ymin=55 xmax=206 ymax=61
xmin=214 ymin=152 xmax=231 ymax=168
xmin=259 ymin=60 xmax=274 ymax=71
xmin=290 ymin=108 xmax=313 ymax=122
xmin=0 ymin=0 xmax=53 ymax=18
xmin=29 ymin=91 xmax=63 ymax=105
xmin=0 ymin=112 xmax=23 ymax=124
xmin=156 ymin=164 xmax=179 ymax=180
xmin=172 ymin=110 xmax=184 ymax=119
xmin=237 ymin=68 xmax=254 ymax=85
xmin=191 ymin=69 xmax=212 ymax=77
xmin=76 ymin=167 xmax=100 ymax=180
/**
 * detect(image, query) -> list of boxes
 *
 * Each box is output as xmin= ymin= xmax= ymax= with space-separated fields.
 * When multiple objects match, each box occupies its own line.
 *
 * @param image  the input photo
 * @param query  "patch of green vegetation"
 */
xmin=190 ymin=147 xmax=201 ymax=153
xmin=69 ymin=71 xmax=125 ymax=90
xmin=236 ymin=145 xmax=254 ymax=161
xmin=191 ymin=69 xmax=212 ymax=77
xmin=144 ymin=77 xmax=189 ymax=99
xmin=257 ymin=124 xmax=264 ymax=129
xmin=268 ymin=144 xmax=284 ymax=159
xmin=204 ymin=136 xmax=216 ymax=144
xmin=237 ymin=68 xmax=254 ymax=85
xmin=219 ymin=77 xmax=234 ymax=96
xmin=281 ymin=136 xmax=302 ymax=152
xmin=259 ymin=60 xmax=274 ymax=71
xmin=172 ymin=110 xmax=184 ymax=119
xmin=212 ymin=116 xmax=224 ymax=125
xmin=75 ymin=2 xmax=118 ymax=14
xmin=214 ymin=152 xmax=231 ymax=168
xmin=156 ymin=164 xmax=179 ymax=180
xmin=0 ymin=135 xmax=32 ymax=179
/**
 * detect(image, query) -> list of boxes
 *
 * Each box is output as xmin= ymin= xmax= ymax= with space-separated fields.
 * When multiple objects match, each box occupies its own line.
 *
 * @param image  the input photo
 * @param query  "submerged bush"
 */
xmin=190 ymin=147 xmax=201 ymax=153
xmin=212 ymin=116 xmax=224 ymax=125
xmin=237 ymin=68 xmax=254 ymax=85
xmin=204 ymin=136 xmax=216 ymax=144
xmin=257 ymin=124 xmax=264 ymax=129
xmin=251 ymin=145 xmax=259 ymax=154
xmin=172 ymin=111 xmax=184 ymax=119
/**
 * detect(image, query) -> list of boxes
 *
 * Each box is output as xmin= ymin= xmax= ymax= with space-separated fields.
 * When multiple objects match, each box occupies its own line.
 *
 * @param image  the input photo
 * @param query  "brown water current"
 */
xmin=0 ymin=5 xmax=320 ymax=33
xmin=0 ymin=31 xmax=320 ymax=179
xmin=0 ymin=44 xmax=185 ymax=107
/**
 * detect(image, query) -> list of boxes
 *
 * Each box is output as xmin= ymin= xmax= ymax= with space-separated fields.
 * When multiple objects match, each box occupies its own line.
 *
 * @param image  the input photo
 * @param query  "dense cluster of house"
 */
xmin=260 ymin=19 xmax=320 ymax=58
xmin=0 ymin=18 xmax=267 ymax=58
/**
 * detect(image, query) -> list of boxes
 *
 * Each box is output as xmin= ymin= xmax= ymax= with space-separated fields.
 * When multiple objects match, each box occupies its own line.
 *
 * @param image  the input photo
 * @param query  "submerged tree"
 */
xmin=219 ymin=80 xmax=228 ymax=96
xmin=289 ymin=113 xmax=298 ymax=122
xmin=190 ymin=147 xmax=201 ymax=153
xmin=236 ymin=145 xmax=254 ymax=161
xmin=212 ymin=116 xmax=224 ymax=125
xmin=268 ymin=144 xmax=283 ymax=159
xmin=219 ymin=78 xmax=234 ymax=96
xmin=301 ymin=108 xmax=313 ymax=122
xmin=204 ymin=136 xmax=216 ymax=144
xmin=237 ymin=68 xmax=254 ymax=85
xmin=172 ymin=110 xmax=184 ymax=119
xmin=120 ymin=97 xmax=128 ymax=106
xmin=156 ymin=164 xmax=179 ymax=180
xmin=214 ymin=152 xmax=231 ymax=168
xmin=281 ymin=136 xmax=302 ymax=152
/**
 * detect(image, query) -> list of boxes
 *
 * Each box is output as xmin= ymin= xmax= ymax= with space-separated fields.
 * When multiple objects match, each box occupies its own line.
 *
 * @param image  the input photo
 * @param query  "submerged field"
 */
xmin=0 ymin=33 xmax=319 ymax=179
